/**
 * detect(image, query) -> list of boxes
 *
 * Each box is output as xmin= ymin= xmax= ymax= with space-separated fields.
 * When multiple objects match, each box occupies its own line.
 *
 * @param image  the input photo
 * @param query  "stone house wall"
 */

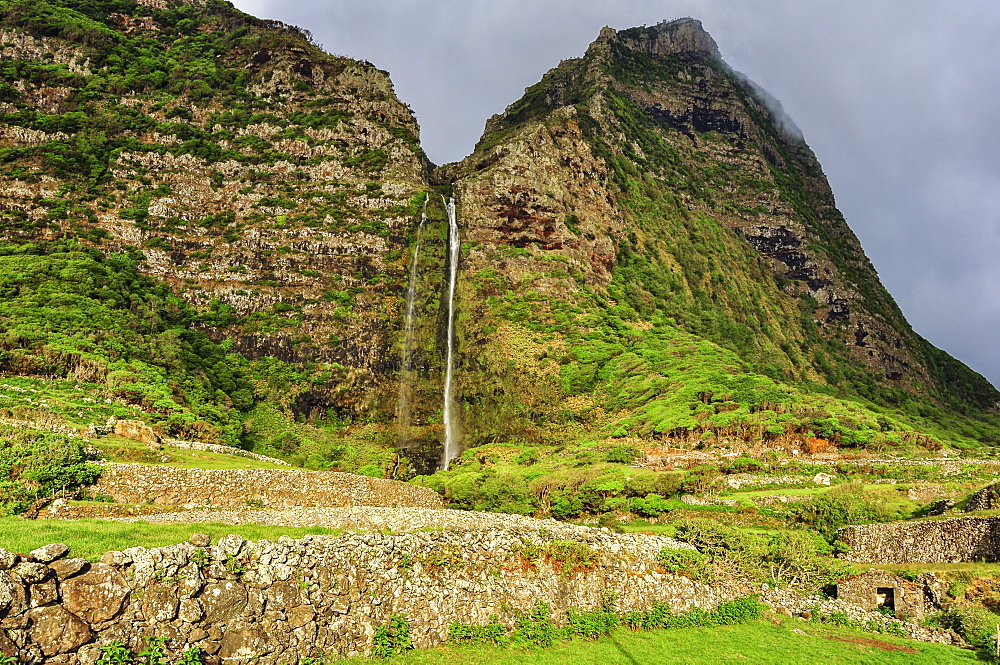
xmin=836 ymin=569 xmax=924 ymax=619
xmin=839 ymin=517 xmax=1000 ymax=564
xmin=0 ymin=529 xmax=745 ymax=664
xmin=90 ymin=464 xmax=443 ymax=509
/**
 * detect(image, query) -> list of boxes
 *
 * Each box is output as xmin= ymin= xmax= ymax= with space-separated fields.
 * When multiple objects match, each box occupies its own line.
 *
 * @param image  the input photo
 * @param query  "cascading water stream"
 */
xmin=396 ymin=197 xmax=427 ymax=447
xmin=442 ymin=196 xmax=460 ymax=470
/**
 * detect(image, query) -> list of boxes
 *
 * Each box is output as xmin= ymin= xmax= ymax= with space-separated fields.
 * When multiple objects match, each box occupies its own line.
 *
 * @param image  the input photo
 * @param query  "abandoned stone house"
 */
xmin=836 ymin=569 xmax=927 ymax=620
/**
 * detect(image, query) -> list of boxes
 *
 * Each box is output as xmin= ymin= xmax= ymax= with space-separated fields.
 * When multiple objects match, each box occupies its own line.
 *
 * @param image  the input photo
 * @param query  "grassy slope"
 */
xmin=341 ymin=620 xmax=977 ymax=665
xmin=0 ymin=517 xmax=343 ymax=560
xmin=91 ymin=436 xmax=287 ymax=469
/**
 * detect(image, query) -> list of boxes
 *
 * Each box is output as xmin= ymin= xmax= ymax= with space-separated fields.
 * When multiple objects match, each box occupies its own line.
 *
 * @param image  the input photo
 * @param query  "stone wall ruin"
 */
xmin=89 ymin=464 xmax=443 ymax=509
xmin=0 ymin=528 xmax=740 ymax=664
xmin=839 ymin=516 xmax=1000 ymax=564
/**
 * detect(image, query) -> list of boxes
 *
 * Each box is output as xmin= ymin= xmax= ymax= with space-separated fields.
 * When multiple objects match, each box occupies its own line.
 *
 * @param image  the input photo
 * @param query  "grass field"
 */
xmin=0 ymin=518 xmax=343 ymax=559
xmin=92 ymin=436 xmax=289 ymax=470
xmin=339 ymin=619 xmax=981 ymax=665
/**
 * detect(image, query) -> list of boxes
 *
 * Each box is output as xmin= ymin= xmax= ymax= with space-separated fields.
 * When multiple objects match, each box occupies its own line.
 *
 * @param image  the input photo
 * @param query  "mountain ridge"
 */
xmin=0 ymin=2 xmax=996 ymax=474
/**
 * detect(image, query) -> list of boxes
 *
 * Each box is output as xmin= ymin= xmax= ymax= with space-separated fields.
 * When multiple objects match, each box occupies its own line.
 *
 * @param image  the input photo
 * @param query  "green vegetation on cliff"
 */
xmin=0 ymin=240 xmax=252 ymax=439
xmin=437 ymin=18 xmax=1000 ymax=462
xmin=0 ymin=3 xmax=996 ymax=483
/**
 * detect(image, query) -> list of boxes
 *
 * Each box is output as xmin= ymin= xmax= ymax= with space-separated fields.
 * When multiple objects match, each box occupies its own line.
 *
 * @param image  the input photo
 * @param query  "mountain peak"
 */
xmin=602 ymin=18 xmax=721 ymax=60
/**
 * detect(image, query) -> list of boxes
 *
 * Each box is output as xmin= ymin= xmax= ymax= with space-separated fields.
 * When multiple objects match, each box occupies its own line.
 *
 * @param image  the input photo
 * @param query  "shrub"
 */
xmin=548 ymin=490 xmax=584 ymax=519
xmin=790 ymin=483 xmax=897 ymax=542
xmin=621 ymin=596 xmax=763 ymax=631
xmin=566 ymin=605 xmax=620 ymax=639
xmin=0 ymin=431 xmax=102 ymax=515
xmin=622 ymin=601 xmax=672 ymax=630
xmin=96 ymin=641 xmax=133 ymax=665
xmin=656 ymin=547 xmax=709 ymax=579
xmin=631 ymin=493 xmax=674 ymax=517
xmin=711 ymin=596 xmax=765 ymax=625
xmin=606 ymin=445 xmax=639 ymax=464
xmin=670 ymin=519 xmax=851 ymax=590
xmin=514 ymin=539 xmax=600 ymax=579
xmin=512 ymin=602 xmax=561 ymax=647
xmin=371 ymin=614 xmax=414 ymax=658
xmin=927 ymin=606 xmax=1000 ymax=648
xmin=448 ymin=616 xmax=509 ymax=647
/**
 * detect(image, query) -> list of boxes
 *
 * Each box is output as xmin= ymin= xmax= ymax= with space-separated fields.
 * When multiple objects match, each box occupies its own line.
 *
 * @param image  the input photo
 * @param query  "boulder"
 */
xmin=813 ymin=472 xmax=835 ymax=486
xmin=0 ymin=573 xmax=19 ymax=612
xmin=189 ymin=533 xmax=211 ymax=547
xmin=61 ymin=563 xmax=130 ymax=623
xmin=29 ymin=543 xmax=70 ymax=564
xmin=178 ymin=597 xmax=204 ymax=622
xmin=0 ymin=549 xmax=19 ymax=570
xmin=0 ymin=629 xmax=15 ymax=657
xmin=113 ymin=419 xmax=161 ymax=446
xmin=49 ymin=558 xmax=89 ymax=581
xmin=200 ymin=580 xmax=248 ymax=624
xmin=140 ymin=584 xmax=178 ymax=622
xmin=28 ymin=579 xmax=58 ymax=607
xmin=27 ymin=605 xmax=92 ymax=656
xmin=13 ymin=562 xmax=49 ymax=584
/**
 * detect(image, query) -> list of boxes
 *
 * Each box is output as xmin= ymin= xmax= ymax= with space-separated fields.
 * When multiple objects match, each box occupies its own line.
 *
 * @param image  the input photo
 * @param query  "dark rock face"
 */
xmin=445 ymin=17 xmax=999 ymax=415
xmin=612 ymin=18 xmax=722 ymax=59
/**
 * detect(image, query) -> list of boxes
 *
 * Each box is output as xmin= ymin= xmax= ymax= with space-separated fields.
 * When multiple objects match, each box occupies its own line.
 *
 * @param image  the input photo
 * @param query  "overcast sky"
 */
xmin=232 ymin=0 xmax=1000 ymax=391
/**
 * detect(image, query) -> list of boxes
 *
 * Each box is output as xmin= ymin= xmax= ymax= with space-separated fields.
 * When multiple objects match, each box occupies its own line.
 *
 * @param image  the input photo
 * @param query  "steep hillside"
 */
xmin=0 ymin=3 xmax=996 ymax=475
xmin=0 ymin=0 xmax=456 ymax=450
xmin=431 ymin=19 xmax=999 ymax=457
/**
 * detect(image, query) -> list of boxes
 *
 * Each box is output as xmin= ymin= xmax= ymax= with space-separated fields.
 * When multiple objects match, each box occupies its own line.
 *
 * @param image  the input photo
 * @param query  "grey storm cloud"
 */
xmin=232 ymin=0 xmax=1000 ymax=389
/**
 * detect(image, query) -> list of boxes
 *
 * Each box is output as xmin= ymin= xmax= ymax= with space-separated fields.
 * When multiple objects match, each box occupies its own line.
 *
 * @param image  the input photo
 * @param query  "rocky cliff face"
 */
xmin=0 ymin=0 xmax=441 ymax=422
xmin=438 ymin=18 xmax=999 ymax=447
xmin=0 ymin=5 xmax=996 ymax=463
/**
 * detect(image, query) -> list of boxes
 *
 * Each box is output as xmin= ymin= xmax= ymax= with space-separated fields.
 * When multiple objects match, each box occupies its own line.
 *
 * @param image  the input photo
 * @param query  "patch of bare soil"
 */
xmin=826 ymin=635 xmax=918 ymax=653
xmin=964 ymin=577 xmax=1000 ymax=611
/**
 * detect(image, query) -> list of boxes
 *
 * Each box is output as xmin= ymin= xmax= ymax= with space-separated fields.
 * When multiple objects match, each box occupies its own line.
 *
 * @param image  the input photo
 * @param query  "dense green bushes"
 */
xmin=0 ymin=239 xmax=252 ymax=443
xmin=371 ymin=615 xmax=414 ymax=658
xmin=926 ymin=606 xmax=1000 ymax=649
xmin=415 ymin=457 xmax=700 ymax=518
xmin=789 ymin=483 xmax=899 ymax=542
xmin=0 ymin=427 xmax=100 ymax=514
xmin=669 ymin=518 xmax=852 ymax=589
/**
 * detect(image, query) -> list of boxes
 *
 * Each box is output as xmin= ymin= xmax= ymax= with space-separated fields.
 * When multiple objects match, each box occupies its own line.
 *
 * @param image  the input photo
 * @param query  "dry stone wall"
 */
xmin=965 ymin=483 xmax=1000 ymax=512
xmin=90 ymin=464 xmax=443 ymax=509
xmin=0 ymin=528 xmax=744 ymax=664
xmin=839 ymin=516 xmax=1000 ymax=564
xmin=157 ymin=439 xmax=291 ymax=467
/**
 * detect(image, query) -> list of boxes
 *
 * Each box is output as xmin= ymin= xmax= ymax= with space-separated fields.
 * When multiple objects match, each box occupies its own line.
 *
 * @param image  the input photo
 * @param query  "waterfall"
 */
xmin=396 ymin=197 xmax=427 ymax=448
xmin=442 ymin=195 xmax=460 ymax=470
